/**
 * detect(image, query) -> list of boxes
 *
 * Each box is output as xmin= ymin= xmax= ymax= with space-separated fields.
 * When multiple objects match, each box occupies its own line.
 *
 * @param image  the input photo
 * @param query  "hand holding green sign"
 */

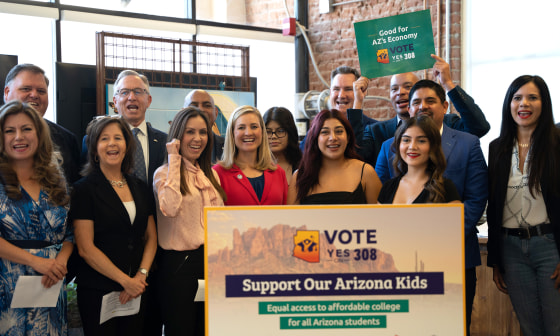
xmin=354 ymin=10 xmax=436 ymax=78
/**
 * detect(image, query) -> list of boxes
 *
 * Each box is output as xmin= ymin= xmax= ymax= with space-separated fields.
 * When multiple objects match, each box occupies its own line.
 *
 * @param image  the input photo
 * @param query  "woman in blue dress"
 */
xmin=0 ymin=100 xmax=73 ymax=336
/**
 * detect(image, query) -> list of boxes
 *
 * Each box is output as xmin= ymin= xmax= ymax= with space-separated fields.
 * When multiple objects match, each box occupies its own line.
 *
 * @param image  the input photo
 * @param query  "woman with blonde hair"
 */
xmin=213 ymin=105 xmax=287 ymax=205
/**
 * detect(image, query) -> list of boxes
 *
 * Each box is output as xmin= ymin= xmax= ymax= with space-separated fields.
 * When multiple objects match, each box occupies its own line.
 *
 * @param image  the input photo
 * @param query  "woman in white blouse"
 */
xmin=487 ymin=75 xmax=560 ymax=336
xmin=153 ymin=107 xmax=226 ymax=336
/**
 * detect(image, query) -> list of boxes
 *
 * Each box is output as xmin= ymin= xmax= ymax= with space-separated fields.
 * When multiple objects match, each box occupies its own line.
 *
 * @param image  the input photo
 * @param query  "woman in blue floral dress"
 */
xmin=0 ymin=101 xmax=73 ymax=336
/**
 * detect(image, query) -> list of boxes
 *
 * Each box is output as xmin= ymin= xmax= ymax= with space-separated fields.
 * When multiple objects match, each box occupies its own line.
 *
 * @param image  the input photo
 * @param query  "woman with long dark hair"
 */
xmin=487 ymin=75 xmax=560 ymax=336
xmin=154 ymin=107 xmax=225 ymax=335
xmin=288 ymin=109 xmax=381 ymax=205
xmin=0 ymin=101 xmax=72 ymax=335
xmin=377 ymin=115 xmax=460 ymax=204
xmin=263 ymin=107 xmax=301 ymax=185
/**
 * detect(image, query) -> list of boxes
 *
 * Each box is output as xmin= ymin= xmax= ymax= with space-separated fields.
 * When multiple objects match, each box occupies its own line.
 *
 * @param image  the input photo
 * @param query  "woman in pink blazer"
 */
xmin=213 ymin=105 xmax=287 ymax=205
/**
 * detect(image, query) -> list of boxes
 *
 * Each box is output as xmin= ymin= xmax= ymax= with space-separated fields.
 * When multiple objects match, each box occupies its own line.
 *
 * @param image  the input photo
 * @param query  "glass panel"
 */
xmin=60 ymin=0 xmax=189 ymax=19
xmin=196 ymin=0 xmax=290 ymax=30
xmin=0 ymin=13 xmax=56 ymax=121
xmin=466 ymin=0 xmax=560 ymax=158
xmin=198 ymin=34 xmax=296 ymax=116
xmin=60 ymin=21 xmax=193 ymax=65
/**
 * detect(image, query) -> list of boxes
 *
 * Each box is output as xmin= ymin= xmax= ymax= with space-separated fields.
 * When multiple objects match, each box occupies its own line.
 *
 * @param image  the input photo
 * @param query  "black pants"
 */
xmin=77 ymin=286 xmax=146 ymax=336
xmin=465 ymin=267 xmax=477 ymax=336
xmin=142 ymin=248 xmax=163 ymax=336
xmin=158 ymin=246 xmax=205 ymax=336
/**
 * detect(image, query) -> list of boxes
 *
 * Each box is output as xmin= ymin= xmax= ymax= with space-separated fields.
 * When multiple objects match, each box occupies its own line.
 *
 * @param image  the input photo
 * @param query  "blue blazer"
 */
xmin=375 ymin=125 xmax=488 ymax=269
xmin=362 ymin=86 xmax=491 ymax=166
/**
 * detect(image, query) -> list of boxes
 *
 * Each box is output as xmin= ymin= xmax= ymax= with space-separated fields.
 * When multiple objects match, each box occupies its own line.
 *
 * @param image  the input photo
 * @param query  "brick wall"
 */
xmin=245 ymin=0 xmax=294 ymax=28
xmin=245 ymin=0 xmax=463 ymax=120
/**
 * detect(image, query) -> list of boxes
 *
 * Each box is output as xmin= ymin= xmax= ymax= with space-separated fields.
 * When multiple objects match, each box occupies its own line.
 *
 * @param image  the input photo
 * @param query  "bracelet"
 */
xmin=138 ymin=268 xmax=149 ymax=277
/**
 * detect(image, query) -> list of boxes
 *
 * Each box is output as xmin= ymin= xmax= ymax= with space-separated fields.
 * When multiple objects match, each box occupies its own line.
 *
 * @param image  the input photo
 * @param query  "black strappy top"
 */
xmin=300 ymin=163 xmax=367 ymax=205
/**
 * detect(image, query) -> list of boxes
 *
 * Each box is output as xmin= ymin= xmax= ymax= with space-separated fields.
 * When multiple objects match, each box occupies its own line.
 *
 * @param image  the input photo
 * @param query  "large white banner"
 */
xmin=205 ymin=204 xmax=465 ymax=335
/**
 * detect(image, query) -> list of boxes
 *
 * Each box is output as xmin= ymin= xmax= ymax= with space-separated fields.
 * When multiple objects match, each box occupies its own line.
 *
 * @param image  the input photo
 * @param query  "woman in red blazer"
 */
xmin=213 ymin=105 xmax=287 ymax=205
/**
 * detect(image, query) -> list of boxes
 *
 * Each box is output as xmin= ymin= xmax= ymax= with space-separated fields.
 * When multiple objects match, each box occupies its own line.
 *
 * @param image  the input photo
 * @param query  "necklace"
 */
xmin=519 ymin=143 xmax=529 ymax=148
xmin=109 ymin=177 xmax=127 ymax=188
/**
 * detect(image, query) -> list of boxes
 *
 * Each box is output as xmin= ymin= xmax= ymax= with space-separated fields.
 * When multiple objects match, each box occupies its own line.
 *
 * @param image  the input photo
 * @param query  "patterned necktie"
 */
xmin=132 ymin=128 xmax=147 ymax=183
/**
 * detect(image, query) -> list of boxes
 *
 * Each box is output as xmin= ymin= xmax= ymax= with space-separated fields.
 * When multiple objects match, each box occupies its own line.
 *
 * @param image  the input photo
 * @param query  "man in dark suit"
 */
xmin=4 ymin=63 xmax=81 ymax=183
xmin=110 ymin=70 xmax=167 ymax=188
xmin=183 ymin=89 xmax=224 ymax=163
xmin=363 ymin=54 xmax=490 ymax=165
xmin=375 ymin=79 xmax=488 ymax=336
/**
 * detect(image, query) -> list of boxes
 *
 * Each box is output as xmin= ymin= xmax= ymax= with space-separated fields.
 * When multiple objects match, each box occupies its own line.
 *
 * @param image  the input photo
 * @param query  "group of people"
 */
xmin=0 ymin=55 xmax=558 ymax=336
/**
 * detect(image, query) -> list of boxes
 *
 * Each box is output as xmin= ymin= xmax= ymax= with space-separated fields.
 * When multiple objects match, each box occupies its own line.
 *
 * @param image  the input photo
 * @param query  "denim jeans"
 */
xmin=501 ymin=232 xmax=560 ymax=336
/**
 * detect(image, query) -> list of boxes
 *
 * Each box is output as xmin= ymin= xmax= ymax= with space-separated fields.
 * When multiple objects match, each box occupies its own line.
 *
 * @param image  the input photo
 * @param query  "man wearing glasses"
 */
xmin=3 ymin=63 xmax=81 ymax=184
xmin=98 ymin=70 xmax=168 ymax=188
xmin=183 ymin=89 xmax=224 ymax=163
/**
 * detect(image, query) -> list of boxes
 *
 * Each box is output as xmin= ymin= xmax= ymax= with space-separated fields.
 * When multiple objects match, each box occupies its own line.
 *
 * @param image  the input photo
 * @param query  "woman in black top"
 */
xmin=378 ymin=115 xmax=460 ymax=204
xmin=288 ymin=109 xmax=381 ymax=205
xmin=70 ymin=116 xmax=157 ymax=335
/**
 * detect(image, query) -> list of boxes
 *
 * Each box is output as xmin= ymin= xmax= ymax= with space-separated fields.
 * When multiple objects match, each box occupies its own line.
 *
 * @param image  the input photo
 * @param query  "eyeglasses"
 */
xmin=115 ymin=88 xmax=148 ymax=97
xmin=266 ymin=128 xmax=287 ymax=138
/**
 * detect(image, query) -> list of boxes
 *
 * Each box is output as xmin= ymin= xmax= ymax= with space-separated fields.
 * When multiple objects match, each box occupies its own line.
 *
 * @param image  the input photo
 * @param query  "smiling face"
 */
xmin=399 ymin=125 xmax=430 ymax=169
xmin=185 ymin=90 xmax=217 ymax=125
xmin=96 ymin=122 xmax=127 ymax=170
xmin=510 ymin=81 xmax=542 ymax=131
xmin=390 ymin=73 xmax=419 ymax=120
xmin=329 ymin=73 xmax=356 ymax=114
xmin=180 ymin=115 xmax=209 ymax=164
xmin=233 ymin=112 xmax=263 ymax=154
xmin=113 ymin=75 xmax=152 ymax=127
xmin=266 ymin=120 xmax=288 ymax=154
xmin=3 ymin=112 xmax=38 ymax=164
xmin=409 ymin=88 xmax=448 ymax=129
xmin=4 ymin=71 xmax=49 ymax=116
xmin=318 ymin=118 xmax=348 ymax=160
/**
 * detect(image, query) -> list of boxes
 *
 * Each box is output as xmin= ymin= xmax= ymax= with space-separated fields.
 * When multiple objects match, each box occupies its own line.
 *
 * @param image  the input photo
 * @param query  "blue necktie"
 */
xmin=132 ymin=128 xmax=147 ymax=182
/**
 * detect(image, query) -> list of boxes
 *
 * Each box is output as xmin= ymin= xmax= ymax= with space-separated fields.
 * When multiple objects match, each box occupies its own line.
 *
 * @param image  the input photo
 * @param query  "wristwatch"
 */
xmin=138 ymin=268 xmax=149 ymax=277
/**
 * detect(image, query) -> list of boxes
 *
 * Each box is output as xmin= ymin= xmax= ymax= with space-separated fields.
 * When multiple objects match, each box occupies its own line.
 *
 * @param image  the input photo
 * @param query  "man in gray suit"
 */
xmin=183 ymin=89 xmax=224 ymax=163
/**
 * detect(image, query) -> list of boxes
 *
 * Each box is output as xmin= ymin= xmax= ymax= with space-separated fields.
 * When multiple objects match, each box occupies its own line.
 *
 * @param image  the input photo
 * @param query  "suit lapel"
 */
xmin=93 ymin=171 xmax=131 ymax=226
xmin=387 ymin=117 xmax=399 ymax=138
xmin=441 ymin=126 xmax=457 ymax=159
xmin=146 ymin=126 xmax=158 ymax=175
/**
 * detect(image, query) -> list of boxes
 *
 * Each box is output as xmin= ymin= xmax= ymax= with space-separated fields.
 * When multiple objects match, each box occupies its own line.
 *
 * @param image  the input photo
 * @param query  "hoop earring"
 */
xmin=94 ymin=155 xmax=99 ymax=163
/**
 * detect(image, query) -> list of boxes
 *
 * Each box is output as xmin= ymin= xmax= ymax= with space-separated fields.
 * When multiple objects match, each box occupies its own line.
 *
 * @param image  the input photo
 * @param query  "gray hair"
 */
xmin=113 ymin=70 xmax=150 ymax=96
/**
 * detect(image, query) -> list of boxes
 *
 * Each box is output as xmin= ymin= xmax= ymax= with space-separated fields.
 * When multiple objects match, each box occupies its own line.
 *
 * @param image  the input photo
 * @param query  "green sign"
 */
xmin=354 ymin=10 xmax=436 ymax=78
